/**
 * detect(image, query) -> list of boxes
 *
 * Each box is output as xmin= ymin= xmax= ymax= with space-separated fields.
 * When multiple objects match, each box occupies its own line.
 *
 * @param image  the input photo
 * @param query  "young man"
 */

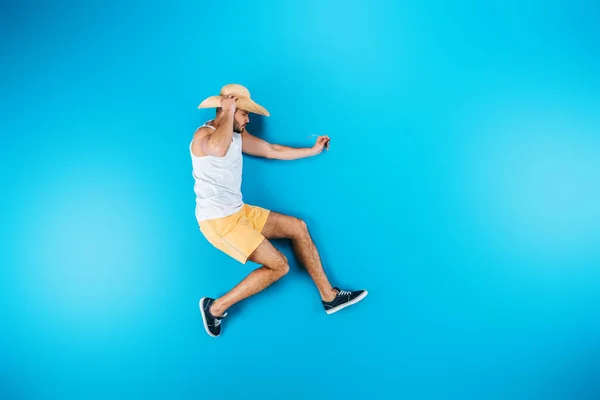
xmin=191 ymin=84 xmax=367 ymax=337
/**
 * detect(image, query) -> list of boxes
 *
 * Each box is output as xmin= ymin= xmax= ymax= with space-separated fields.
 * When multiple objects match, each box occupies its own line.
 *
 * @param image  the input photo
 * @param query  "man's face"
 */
xmin=233 ymin=109 xmax=250 ymax=133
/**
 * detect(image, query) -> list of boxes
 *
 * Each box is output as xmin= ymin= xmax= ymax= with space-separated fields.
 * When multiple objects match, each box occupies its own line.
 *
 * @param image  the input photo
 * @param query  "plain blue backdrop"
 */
xmin=2 ymin=0 xmax=600 ymax=399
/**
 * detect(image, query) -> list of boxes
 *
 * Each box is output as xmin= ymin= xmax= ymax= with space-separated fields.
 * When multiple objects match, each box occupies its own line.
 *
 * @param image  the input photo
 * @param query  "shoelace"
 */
xmin=213 ymin=312 xmax=228 ymax=327
xmin=338 ymin=289 xmax=352 ymax=296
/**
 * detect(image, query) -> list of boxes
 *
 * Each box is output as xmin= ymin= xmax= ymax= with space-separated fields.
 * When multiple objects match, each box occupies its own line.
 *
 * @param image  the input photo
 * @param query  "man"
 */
xmin=191 ymin=84 xmax=367 ymax=337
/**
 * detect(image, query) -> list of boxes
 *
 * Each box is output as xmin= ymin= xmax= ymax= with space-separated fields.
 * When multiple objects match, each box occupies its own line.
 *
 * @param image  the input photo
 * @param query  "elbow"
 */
xmin=265 ymin=145 xmax=280 ymax=160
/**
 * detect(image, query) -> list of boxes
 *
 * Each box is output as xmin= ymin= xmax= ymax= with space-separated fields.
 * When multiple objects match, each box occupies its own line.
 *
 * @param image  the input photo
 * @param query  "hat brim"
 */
xmin=198 ymin=96 xmax=270 ymax=117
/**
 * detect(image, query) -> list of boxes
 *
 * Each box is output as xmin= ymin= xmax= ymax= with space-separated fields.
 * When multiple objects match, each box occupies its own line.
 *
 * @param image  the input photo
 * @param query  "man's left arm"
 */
xmin=242 ymin=130 xmax=330 ymax=160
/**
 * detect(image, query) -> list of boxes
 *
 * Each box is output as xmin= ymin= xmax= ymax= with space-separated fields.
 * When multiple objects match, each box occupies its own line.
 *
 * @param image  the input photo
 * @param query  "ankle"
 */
xmin=210 ymin=301 xmax=225 ymax=317
xmin=322 ymin=288 xmax=337 ymax=303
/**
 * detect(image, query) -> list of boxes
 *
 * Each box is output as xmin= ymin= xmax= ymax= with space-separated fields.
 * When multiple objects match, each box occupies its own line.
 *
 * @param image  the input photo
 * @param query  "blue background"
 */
xmin=2 ymin=0 xmax=600 ymax=399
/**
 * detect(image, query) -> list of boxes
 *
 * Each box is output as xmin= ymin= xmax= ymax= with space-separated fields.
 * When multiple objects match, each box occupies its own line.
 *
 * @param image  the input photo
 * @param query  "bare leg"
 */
xmin=210 ymin=238 xmax=289 ymax=316
xmin=261 ymin=212 xmax=337 ymax=302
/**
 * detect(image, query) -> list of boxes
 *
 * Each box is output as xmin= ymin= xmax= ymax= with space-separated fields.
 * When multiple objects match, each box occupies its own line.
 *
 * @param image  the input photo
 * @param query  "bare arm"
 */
xmin=199 ymin=95 xmax=237 ymax=157
xmin=242 ymin=131 xmax=330 ymax=160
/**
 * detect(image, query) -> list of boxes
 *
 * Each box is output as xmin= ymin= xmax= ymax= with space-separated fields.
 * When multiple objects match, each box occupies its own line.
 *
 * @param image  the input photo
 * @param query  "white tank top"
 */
xmin=190 ymin=120 xmax=244 ymax=222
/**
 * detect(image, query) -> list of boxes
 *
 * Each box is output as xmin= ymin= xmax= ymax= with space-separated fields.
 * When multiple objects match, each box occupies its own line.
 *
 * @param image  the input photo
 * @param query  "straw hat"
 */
xmin=198 ymin=84 xmax=270 ymax=116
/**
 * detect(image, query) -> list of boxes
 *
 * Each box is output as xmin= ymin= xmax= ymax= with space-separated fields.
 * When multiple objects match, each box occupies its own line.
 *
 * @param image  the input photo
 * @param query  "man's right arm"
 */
xmin=200 ymin=95 xmax=237 ymax=157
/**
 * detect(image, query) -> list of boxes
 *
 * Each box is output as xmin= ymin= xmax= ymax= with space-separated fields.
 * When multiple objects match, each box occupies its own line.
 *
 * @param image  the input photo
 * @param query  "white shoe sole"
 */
xmin=325 ymin=290 xmax=368 ymax=315
xmin=199 ymin=297 xmax=218 ymax=337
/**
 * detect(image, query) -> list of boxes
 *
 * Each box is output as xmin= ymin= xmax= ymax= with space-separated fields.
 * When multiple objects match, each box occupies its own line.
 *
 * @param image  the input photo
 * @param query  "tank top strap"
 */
xmin=200 ymin=120 xmax=216 ymax=130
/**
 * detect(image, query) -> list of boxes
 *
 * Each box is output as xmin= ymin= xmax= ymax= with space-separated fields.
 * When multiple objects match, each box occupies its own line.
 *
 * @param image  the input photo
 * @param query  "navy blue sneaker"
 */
xmin=199 ymin=297 xmax=227 ymax=337
xmin=322 ymin=287 xmax=368 ymax=314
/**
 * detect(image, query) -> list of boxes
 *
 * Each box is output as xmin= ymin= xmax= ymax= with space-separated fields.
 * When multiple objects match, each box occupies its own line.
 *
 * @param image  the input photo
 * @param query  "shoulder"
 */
xmin=191 ymin=126 xmax=214 ymax=157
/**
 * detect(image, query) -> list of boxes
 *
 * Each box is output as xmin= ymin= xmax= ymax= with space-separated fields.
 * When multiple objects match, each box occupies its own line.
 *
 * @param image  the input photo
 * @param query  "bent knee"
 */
xmin=293 ymin=217 xmax=308 ymax=236
xmin=278 ymin=262 xmax=290 ymax=276
xmin=268 ymin=252 xmax=289 ymax=276
xmin=297 ymin=218 xmax=307 ymax=230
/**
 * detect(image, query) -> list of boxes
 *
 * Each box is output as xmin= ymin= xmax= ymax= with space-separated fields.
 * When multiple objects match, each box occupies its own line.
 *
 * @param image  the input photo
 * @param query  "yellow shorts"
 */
xmin=198 ymin=204 xmax=271 ymax=264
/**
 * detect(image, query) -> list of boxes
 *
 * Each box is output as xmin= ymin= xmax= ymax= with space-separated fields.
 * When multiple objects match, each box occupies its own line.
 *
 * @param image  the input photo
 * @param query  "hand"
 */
xmin=220 ymin=94 xmax=237 ymax=113
xmin=311 ymin=135 xmax=330 ymax=155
